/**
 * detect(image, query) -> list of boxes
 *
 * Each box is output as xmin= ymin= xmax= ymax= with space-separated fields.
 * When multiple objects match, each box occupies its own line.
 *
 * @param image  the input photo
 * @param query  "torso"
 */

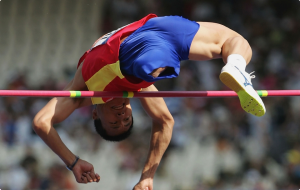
xmin=120 ymin=36 xmax=128 ymax=44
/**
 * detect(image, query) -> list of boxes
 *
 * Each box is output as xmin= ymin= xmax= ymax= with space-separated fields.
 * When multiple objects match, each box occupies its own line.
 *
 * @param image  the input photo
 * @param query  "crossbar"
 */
xmin=0 ymin=90 xmax=300 ymax=98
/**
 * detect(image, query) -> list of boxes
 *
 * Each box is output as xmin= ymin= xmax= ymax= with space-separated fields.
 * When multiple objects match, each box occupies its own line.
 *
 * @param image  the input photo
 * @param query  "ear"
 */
xmin=92 ymin=108 xmax=98 ymax=120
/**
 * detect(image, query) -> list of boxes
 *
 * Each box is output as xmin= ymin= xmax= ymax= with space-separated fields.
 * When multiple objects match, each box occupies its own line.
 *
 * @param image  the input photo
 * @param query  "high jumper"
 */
xmin=32 ymin=14 xmax=265 ymax=190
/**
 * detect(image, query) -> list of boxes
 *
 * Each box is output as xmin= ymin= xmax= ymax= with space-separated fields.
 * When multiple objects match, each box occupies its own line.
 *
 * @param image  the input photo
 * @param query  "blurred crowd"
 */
xmin=1 ymin=0 xmax=300 ymax=189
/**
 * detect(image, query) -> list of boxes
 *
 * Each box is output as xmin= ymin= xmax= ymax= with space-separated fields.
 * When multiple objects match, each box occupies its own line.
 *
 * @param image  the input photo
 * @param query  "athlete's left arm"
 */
xmin=134 ymin=84 xmax=174 ymax=190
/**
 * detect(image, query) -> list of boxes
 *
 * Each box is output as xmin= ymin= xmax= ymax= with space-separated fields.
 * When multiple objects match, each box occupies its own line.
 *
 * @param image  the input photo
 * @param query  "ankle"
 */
xmin=227 ymin=54 xmax=247 ymax=71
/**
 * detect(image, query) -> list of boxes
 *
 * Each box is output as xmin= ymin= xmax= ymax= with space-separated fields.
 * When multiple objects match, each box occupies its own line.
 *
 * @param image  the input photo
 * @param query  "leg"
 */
xmin=189 ymin=22 xmax=251 ymax=64
xmin=219 ymin=38 xmax=266 ymax=116
xmin=189 ymin=22 xmax=265 ymax=117
xmin=221 ymin=36 xmax=252 ymax=64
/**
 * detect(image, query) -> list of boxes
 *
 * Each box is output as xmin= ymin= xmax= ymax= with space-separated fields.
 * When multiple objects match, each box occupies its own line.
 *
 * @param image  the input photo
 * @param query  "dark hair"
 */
xmin=94 ymin=117 xmax=134 ymax=142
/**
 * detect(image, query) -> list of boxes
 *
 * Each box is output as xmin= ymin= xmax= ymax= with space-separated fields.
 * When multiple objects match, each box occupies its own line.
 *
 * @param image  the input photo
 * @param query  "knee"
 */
xmin=228 ymin=36 xmax=251 ymax=49
xmin=222 ymin=36 xmax=252 ymax=63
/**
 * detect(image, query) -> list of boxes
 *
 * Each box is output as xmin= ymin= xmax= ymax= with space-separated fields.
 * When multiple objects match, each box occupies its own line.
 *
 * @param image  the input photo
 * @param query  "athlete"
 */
xmin=33 ymin=14 xmax=265 ymax=190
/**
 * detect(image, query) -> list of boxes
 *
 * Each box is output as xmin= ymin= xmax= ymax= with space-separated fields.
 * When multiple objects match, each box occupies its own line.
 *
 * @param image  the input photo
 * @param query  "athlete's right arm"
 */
xmin=32 ymin=64 xmax=100 ymax=184
xmin=33 ymin=96 xmax=84 ymax=166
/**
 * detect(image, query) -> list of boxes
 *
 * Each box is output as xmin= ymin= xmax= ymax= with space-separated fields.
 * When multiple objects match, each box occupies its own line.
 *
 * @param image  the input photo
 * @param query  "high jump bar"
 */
xmin=0 ymin=90 xmax=300 ymax=98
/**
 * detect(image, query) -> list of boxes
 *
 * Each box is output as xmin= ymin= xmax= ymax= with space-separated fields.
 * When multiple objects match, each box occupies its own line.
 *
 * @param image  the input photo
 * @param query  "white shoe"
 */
xmin=219 ymin=64 xmax=266 ymax=117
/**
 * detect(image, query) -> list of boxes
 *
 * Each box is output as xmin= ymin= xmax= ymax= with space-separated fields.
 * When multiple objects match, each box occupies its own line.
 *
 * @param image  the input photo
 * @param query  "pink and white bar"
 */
xmin=0 ymin=90 xmax=300 ymax=98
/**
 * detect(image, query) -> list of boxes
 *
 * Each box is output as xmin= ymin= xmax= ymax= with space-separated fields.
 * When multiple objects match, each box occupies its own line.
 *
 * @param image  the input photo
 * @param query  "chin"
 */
xmin=125 ymin=98 xmax=130 ymax=105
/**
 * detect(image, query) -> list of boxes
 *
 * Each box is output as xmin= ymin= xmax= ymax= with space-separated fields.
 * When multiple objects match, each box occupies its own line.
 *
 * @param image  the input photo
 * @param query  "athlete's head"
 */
xmin=92 ymin=98 xmax=133 ymax=142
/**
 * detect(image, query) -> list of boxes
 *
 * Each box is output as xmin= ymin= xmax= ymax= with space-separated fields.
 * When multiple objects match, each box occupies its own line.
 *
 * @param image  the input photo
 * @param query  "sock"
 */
xmin=227 ymin=54 xmax=247 ymax=71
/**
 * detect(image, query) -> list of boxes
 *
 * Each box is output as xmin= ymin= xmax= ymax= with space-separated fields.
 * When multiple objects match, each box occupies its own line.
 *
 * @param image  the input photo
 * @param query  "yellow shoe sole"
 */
xmin=220 ymin=72 xmax=265 ymax=117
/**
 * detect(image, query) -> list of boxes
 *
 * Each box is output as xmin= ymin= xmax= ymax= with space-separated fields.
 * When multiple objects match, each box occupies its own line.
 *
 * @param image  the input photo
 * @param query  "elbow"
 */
xmin=163 ymin=117 xmax=174 ymax=142
xmin=160 ymin=116 xmax=174 ymax=130
xmin=166 ymin=117 xmax=174 ymax=128
xmin=32 ymin=115 xmax=50 ymax=134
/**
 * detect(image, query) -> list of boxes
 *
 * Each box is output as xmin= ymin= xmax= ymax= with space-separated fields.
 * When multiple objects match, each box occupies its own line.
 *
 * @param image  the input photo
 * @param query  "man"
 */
xmin=33 ymin=14 xmax=265 ymax=190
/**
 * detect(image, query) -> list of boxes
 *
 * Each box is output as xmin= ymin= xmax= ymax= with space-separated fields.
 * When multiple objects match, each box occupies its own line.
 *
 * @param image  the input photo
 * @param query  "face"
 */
xmin=93 ymin=98 xmax=133 ymax=136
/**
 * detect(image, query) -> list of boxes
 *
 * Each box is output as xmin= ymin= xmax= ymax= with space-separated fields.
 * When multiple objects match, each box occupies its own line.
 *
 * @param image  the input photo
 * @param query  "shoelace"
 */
xmin=248 ymin=71 xmax=256 ymax=80
xmin=244 ymin=71 xmax=256 ymax=85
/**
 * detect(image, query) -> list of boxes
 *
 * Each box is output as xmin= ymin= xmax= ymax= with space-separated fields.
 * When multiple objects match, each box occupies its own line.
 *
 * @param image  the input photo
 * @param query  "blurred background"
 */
xmin=0 ymin=0 xmax=300 ymax=189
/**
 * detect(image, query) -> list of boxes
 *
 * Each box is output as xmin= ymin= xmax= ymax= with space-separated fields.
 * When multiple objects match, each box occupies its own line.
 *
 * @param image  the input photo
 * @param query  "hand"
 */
xmin=72 ymin=159 xmax=100 ymax=184
xmin=133 ymin=178 xmax=153 ymax=190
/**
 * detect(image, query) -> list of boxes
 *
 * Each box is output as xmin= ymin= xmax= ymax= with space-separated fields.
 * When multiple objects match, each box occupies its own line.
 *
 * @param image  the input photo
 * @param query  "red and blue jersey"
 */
xmin=77 ymin=14 xmax=157 ymax=104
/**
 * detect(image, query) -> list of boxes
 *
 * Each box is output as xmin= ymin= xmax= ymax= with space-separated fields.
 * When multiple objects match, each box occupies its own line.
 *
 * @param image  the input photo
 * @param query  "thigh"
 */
xmin=189 ymin=22 xmax=241 ymax=61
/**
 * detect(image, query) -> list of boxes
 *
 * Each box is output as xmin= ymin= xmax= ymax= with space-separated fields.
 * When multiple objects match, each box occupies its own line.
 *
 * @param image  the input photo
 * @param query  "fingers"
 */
xmin=73 ymin=165 xmax=100 ymax=184
xmin=92 ymin=168 xmax=100 ymax=182
xmin=83 ymin=171 xmax=100 ymax=182
xmin=88 ymin=171 xmax=96 ymax=182
xmin=133 ymin=185 xmax=149 ymax=190
xmin=80 ymin=175 xmax=88 ymax=184
xmin=95 ymin=173 xmax=101 ymax=182
xmin=88 ymin=170 xmax=98 ymax=182
xmin=82 ymin=172 xmax=100 ymax=183
xmin=82 ymin=172 xmax=93 ymax=182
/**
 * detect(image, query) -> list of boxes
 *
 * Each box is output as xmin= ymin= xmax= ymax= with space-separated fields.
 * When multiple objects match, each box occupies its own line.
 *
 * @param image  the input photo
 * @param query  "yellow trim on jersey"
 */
xmin=85 ymin=61 xmax=124 ymax=104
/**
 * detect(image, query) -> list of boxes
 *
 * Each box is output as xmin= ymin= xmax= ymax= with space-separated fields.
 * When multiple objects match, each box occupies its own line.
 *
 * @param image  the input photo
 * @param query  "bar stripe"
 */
xmin=70 ymin=91 xmax=76 ymax=97
xmin=127 ymin=91 xmax=134 ymax=98
xmin=122 ymin=91 xmax=134 ymax=98
xmin=76 ymin=91 xmax=81 ymax=97
xmin=257 ymin=90 xmax=268 ymax=97
xmin=123 ymin=91 xmax=128 ymax=98
xmin=262 ymin=90 xmax=268 ymax=97
xmin=257 ymin=90 xmax=262 ymax=97
xmin=70 ymin=91 xmax=81 ymax=97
